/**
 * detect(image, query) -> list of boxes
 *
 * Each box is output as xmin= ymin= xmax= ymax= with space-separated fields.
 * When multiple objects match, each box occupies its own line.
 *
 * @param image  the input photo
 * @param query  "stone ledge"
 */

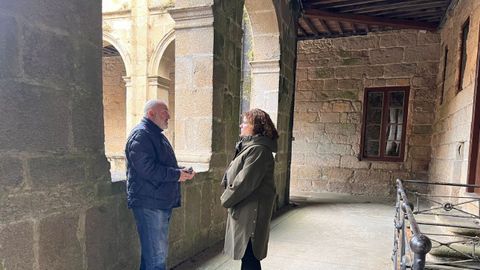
xmin=168 ymin=5 xmax=213 ymax=30
xmin=177 ymin=151 xmax=212 ymax=172
xmin=250 ymin=59 xmax=280 ymax=74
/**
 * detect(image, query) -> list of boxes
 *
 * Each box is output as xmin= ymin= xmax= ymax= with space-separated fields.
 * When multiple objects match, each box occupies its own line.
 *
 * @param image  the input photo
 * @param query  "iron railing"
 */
xmin=393 ymin=179 xmax=480 ymax=270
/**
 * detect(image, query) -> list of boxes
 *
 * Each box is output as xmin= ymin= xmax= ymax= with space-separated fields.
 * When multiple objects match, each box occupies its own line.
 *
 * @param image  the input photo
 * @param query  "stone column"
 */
xmin=169 ymin=5 xmax=214 ymax=172
xmin=123 ymin=75 xmax=136 ymax=135
xmin=127 ymin=0 xmax=149 ymax=134
xmin=250 ymin=59 xmax=280 ymax=124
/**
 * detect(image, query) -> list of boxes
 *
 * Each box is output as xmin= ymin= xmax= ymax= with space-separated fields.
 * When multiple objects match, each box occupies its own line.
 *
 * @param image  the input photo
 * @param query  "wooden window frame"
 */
xmin=458 ymin=18 xmax=470 ymax=93
xmin=440 ymin=45 xmax=448 ymax=105
xmin=360 ymin=86 xmax=410 ymax=162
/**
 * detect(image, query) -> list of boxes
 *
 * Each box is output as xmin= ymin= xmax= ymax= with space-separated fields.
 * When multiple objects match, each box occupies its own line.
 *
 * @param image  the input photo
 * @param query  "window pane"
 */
xmin=367 ymin=109 xmax=382 ymax=124
xmin=366 ymin=125 xmax=381 ymax=140
xmin=390 ymin=91 xmax=405 ymax=107
xmin=364 ymin=91 xmax=383 ymax=158
xmin=368 ymin=92 xmax=383 ymax=108
xmin=386 ymin=124 xmax=403 ymax=141
xmin=386 ymin=141 xmax=401 ymax=157
xmin=389 ymin=108 xmax=404 ymax=124
xmin=396 ymin=125 xmax=403 ymax=140
xmin=365 ymin=141 xmax=379 ymax=156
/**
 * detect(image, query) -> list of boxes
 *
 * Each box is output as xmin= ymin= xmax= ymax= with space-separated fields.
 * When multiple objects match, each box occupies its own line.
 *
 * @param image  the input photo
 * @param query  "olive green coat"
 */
xmin=220 ymin=135 xmax=277 ymax=260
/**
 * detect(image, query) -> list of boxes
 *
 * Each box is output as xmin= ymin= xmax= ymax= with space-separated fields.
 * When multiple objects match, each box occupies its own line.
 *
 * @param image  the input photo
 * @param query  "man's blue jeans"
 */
xmin=132 ymin=207 xmax=172 ymax=270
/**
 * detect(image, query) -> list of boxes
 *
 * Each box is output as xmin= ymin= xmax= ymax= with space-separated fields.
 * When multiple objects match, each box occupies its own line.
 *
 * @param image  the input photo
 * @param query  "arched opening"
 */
xmin=102 ymin=41 xmax=127 ymax=181
xmin=157 ymin=41 xmax=175 ymax=144
xmin=240 ymin=8 xmax=253 ymax=115
xmin=242 ymin=0 xmax=286 ymax=205
xmin=148 ymin=35 xmax=176 ymax=145
xmin=243 ymin=0 xmax=281 ymax=124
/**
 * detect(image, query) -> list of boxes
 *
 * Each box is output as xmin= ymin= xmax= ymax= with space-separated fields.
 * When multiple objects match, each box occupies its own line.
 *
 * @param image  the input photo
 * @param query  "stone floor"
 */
xmin=173 ymin=194 xmax=395 ymax=270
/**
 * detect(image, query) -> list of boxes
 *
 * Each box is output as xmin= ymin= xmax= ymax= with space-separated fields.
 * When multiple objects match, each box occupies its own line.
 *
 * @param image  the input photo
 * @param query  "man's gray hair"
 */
xmin=144 ymin=100 xmax=167 ymax=116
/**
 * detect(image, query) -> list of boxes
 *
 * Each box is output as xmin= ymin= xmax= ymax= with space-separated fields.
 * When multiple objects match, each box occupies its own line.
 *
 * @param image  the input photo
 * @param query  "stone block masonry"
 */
xmin=0 ymin=0 xmax=301 ymax=268
xmin=292 ymin=29 xmax=440 ymax=199
xmin=429 ymin=1 xmax=480 ymax=199
xmin=0 ymin=1 xmax=137 ymax=269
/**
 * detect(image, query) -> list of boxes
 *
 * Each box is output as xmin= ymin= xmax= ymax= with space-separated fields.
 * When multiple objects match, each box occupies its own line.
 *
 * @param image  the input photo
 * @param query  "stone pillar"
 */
xmin=126 ymin=0 xmax=149 ymax=135
xmin=123 ymin=75 xmax=136 ymax=135
xmin=250 ymin=59 xmax=280 ymax=124
xmin=0 ymin=1 xmax=138 ymax=269
xmin=169 ymin=5 xmax=214 ymax=172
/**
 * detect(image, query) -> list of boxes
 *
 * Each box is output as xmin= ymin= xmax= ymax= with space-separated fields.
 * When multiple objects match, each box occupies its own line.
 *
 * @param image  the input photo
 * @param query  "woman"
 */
xmin=220 ymin=108 xmax=278 ymax=270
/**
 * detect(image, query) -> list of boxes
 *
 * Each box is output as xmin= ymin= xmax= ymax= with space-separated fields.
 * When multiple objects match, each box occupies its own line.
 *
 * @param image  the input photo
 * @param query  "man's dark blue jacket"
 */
xmin=125 ymin=118 xmax=181 ymax=209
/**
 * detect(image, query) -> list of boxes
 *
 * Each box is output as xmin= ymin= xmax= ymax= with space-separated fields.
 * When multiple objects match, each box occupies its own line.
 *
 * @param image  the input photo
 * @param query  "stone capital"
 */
xmin=168 ymin=5 xmax=213 ymax=30
xmin=103 ymin=9 xmax=131 ymax=19
xmin=122 ymin=76 xmax=132 ymax=87
xmin=148 ymin=76 xmax=170 ymax=89
xmin=250 ymin=60 xmax=280 ymax=74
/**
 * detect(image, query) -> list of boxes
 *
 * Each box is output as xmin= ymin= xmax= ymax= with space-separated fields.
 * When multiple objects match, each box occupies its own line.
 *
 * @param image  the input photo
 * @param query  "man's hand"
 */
xmin=178 ymin=168 xmax=196 ymax=182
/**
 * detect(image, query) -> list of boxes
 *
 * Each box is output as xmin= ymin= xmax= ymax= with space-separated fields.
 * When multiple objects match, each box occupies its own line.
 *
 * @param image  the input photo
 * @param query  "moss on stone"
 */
xmin=338 ymin=49 xmax=350 ymax=58
xmin=315 ymin=68 xmax=333 ymax=78
xmin=342 ymin=58 xmax=361 ymax=65
xmin=247 ymin=49 xmax=254 ymax=61
xmin=337 ymin=91 xmax=357 ymax=100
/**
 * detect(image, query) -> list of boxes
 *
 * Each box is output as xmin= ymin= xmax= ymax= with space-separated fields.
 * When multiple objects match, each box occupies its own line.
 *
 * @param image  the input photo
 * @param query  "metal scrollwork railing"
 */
xmin=393 ymin=179 xmax=480 ymax=270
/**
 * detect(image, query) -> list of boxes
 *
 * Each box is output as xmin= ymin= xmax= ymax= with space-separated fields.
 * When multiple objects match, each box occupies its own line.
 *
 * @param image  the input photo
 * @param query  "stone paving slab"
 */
xmin=173 ymin=200 xmax=394 ymax=270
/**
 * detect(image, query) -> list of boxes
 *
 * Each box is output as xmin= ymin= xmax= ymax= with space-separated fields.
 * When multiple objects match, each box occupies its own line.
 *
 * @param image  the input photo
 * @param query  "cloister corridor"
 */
xmin=174 ymin=196 xmax=393 ymax=270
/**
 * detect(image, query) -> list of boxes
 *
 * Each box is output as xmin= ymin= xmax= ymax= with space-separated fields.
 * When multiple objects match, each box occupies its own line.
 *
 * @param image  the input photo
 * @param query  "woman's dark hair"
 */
xmin=243 ymin=108 xmax=279 ymax=140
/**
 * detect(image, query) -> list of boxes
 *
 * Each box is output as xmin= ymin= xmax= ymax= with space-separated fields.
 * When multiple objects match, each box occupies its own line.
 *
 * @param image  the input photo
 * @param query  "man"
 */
xmin=125 ymin=100 xmax=195 ymax=270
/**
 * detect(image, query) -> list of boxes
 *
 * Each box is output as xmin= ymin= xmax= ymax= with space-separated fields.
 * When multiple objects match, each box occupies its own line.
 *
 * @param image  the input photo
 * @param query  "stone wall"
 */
xmin=0 ymin=0 xmax=303 ymax=268
xmin=430 ymin=1 xmax=480 ymax=195
xmin=292 ymin=30 xmax=440 ymax=199
xmin=103 ymin=56 xmax=126 ymax=156
xmin=0 ymin=1 xmax=139 ymax=269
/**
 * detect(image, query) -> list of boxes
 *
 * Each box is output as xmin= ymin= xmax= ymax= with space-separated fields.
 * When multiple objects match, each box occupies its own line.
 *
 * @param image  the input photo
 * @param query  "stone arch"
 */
xmin=103 ymin=32 xmax=132 ymax=76
xmin=148 ymin=29 xmax=175 ymax=76
xmin=102 ymin=38 xmax=128 ymax=181
xmin=147 ymin=30 xmax=176 ymax=144
xmin=243 ymin=0 xmax=280 ymax=123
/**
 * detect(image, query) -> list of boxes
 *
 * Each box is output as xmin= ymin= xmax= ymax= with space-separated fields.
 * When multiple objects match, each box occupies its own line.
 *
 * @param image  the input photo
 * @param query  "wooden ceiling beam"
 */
xmin=319 ymin=19 xmax=333 ymax=34
xmin=304 ymin=8 xmax=437 ymax=31
xmin=350 ymin=22 xmax=357 ymax=34
xmin=374 ymin=7 xmax=444 ymax=18
xmin=341 ymin=0 xmax=448 ymax=14
xmin=304 ymin=17 xmax=321 ymax=36
xmin=310 ymin=0 xmax=387 ymax=8
xmin=337 ymin=21 xmax=344 ymax=34
xmin=298 ymin=23 xmax=307 ymax=36
xmin=308 ymin=0 xmax=346 ymax=5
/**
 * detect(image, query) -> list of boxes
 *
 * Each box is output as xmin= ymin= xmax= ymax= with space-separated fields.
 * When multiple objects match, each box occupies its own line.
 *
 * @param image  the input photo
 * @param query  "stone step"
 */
xmin=435 ymin=215 xmax=480 ymax=237
xmin=425 ymin=257 xmax=480 ymax=269
xmin=412 ymin=214 xmax=480 ymax=263
xmin=428 ymin=241 xmax=480 ymax=258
